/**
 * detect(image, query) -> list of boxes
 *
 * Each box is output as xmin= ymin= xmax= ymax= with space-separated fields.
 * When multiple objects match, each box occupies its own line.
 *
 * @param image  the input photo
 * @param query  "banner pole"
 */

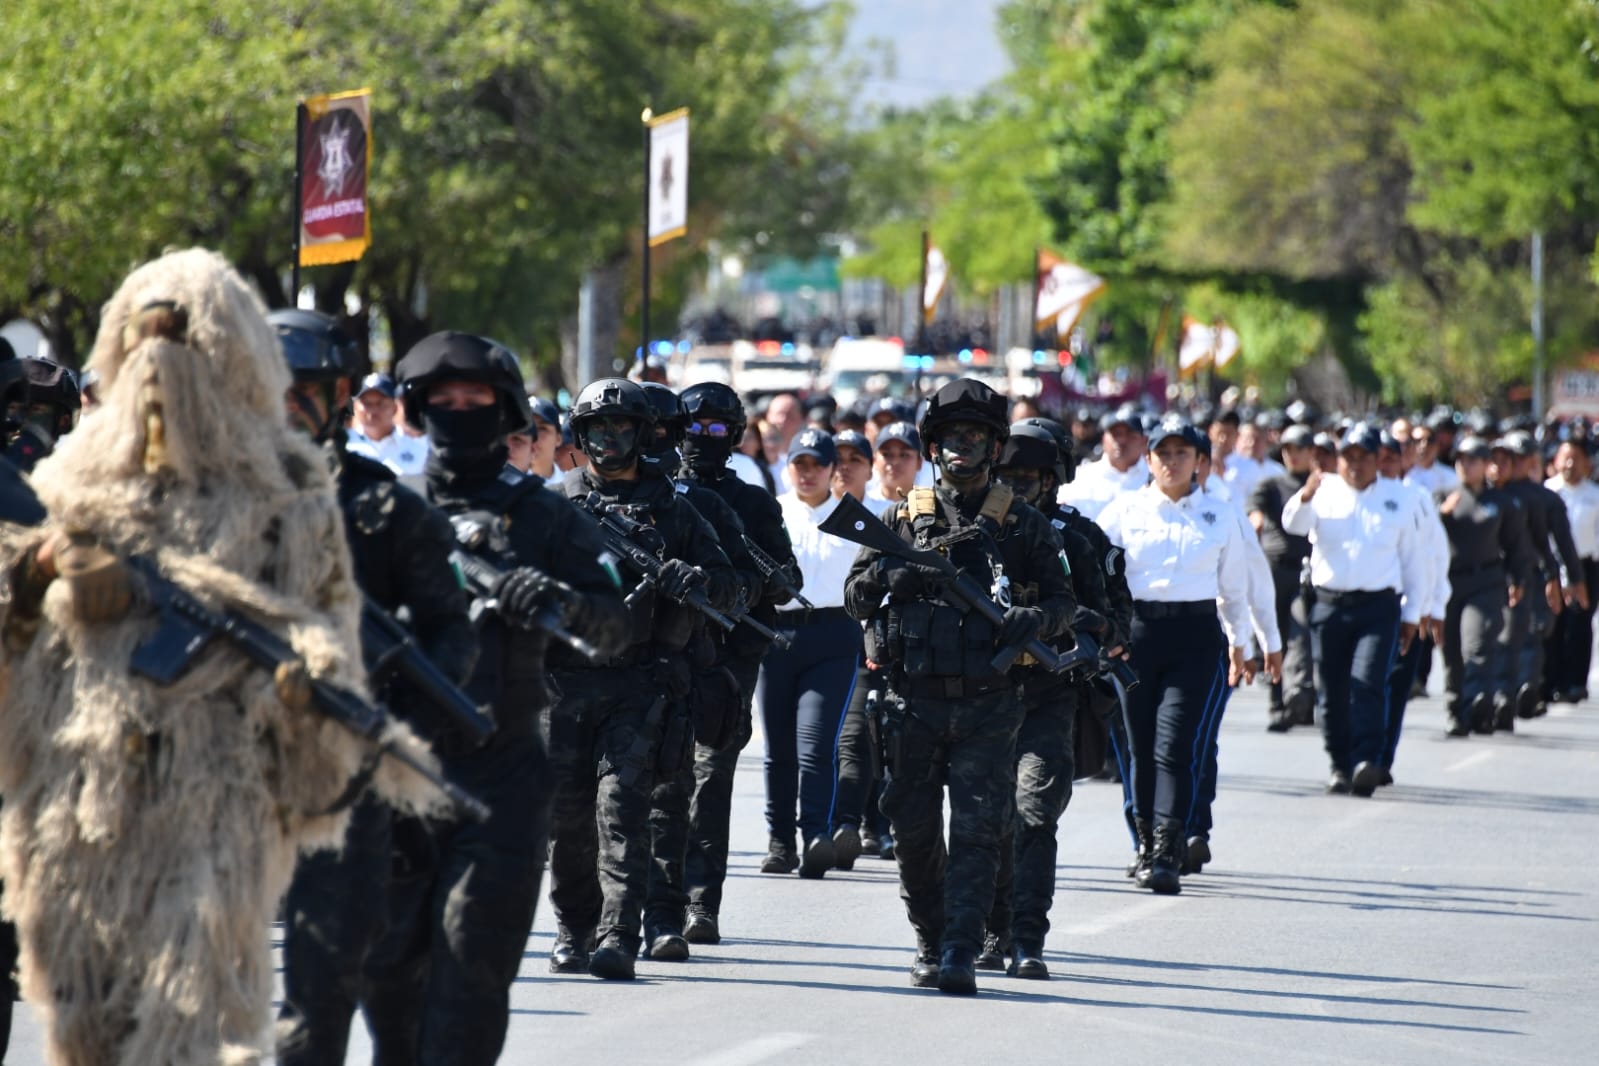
xmin=291 ymin=102 xmax=307 ymax=305
xmin=641 ymin=108 xmax=653 ymax=372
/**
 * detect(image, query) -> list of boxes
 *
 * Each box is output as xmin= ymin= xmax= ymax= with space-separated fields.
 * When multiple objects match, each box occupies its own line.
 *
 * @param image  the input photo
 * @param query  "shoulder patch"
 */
xmin=1105 ymin=546 xmax=1124 ymax=577
xmin=1051 ymin=517 xmax=1067 ymax=531
xmin=675 ymin=481 xmax=690 ymax=495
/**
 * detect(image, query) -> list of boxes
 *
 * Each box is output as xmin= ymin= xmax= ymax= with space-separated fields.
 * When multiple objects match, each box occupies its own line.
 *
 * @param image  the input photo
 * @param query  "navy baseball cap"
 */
xmin=1495 ymin=430 xmax=1538 ymax=457
xmin=357 ymin=372 xmax=396 ymax=399
xmin=1100 ymin=404 xmax=1145 ymax=435
xmin=833 ymin=429 xmax=872 ymax=459
xmin=787 ymin=428 xmax=836 ymax=465
xmin=529 ymin=396 xmax=560 ymax=429
xmin=1147 ymin=416 xmax=1204 ymax=452
xmin=1339 ymin=422 xmax=1383 ymax=455
xmin=1280 ymin=425 xmax=1315 ymax=448
xmin=1455 ymin=435 xmax=1491 ymax=460
xmin=875 ymin=421 xmax=921 ymax=453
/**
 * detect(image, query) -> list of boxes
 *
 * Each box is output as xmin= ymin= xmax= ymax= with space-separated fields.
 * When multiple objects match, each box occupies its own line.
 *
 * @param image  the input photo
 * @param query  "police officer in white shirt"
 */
xmin=758 ymin=429 xmax=865 ymax=878
xmin=866 ymin=421 xmax=925 ymax=503
xmin=1282 ymin=422 xmax=1426 ymax=797
xmin=1404 ymin=417 xmax=1460 ymax=496
xmin=1059 ymin=404 xmax=1150 ymax=521
xmin=1097 ymin=417 xmax=1253 ymax=895
xmin=1545 ymin=436 xmax=1599 ymax=701
xmin=346 ymin=372 xmax=430 ymax=476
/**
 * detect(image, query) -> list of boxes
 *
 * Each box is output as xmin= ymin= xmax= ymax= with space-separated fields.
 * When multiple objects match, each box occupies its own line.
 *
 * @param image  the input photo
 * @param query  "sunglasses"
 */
xmin=686 ymin=421 xmax=732 ymax=438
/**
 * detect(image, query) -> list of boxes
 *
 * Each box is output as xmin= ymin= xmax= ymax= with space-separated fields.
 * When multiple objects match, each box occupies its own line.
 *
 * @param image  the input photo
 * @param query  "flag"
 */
xmin=298 ymin=88 xmax=372 ymax=267
xmin=647 ymin=108 xmax=690 ymax=247
xmin=1178 ymin=315 xmax=1215 ymax=378
xmin=1035 ymin=249 xmax=1106 ymax=337
xmin=923 ymin=242 xmax=948 ymax=324
xmin=1213 ymin=321 xmax=1242 ymax=370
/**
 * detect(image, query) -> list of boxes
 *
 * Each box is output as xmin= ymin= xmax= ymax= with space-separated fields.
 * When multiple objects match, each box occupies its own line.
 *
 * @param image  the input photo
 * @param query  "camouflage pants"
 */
xmin=879 ymin=686 xmax=1022 ymax=955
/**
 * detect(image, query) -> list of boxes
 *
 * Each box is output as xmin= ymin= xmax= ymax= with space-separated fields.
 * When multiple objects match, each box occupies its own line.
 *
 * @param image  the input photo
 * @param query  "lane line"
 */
xmin=687 ymin=1032 xmax=814 ymax=1066
xmin=1445 ymin=750 xmax=1495 ymax=773
xmin=1060 ymin=894 xmax=1182 ymax=937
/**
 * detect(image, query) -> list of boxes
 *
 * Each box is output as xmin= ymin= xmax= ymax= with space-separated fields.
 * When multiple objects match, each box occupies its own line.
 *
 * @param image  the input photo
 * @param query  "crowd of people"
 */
xmin=0 ymin=249 xmax=1594 ymax=1064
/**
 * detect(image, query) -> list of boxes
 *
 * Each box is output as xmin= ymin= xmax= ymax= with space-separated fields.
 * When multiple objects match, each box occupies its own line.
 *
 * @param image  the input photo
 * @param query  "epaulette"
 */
xmin=978 ymin=483 xmax=1015 ymax=527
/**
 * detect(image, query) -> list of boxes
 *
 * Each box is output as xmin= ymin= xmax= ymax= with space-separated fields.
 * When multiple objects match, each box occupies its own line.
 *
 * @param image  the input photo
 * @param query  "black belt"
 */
xmin=778 ymin=606 xmax=852 ymax=625
xmin=899 ymin=675 xmax=1012 ymax=700
xmin=1315 ymin=587 xmax=1399 ymax=606
xmin=1134 ymin=599 xmax=1215 ymax=620
xmin=1449 ymin=560 xmax=1504 ymax=580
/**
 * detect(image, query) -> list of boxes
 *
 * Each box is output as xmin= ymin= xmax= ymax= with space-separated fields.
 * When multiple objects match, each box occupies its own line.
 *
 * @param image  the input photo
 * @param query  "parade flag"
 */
xmin=1035 ymin=249 xmax=1106 ymax=338
xmin=1213 ymin=321 xmax=1242 ymax=370
xmin=923 ymin=241 xmax=948 ymax=324
xmin=647 ymin=108 xmax=690 ymax=247
xmin=1178 ymin=315 xmax=1215 ymax=378
xmin=298 ymin=89 xmax=372 ymax=267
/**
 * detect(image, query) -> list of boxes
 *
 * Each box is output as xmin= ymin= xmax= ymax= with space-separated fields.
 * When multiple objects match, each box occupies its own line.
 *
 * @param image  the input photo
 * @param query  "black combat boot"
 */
xmin=1007 ymin=941 xmax=1049 ymax=980
xmin=684 ymin=904 xmax=720 ymax=945
xmin=643 ymin=920 xmax=689 ymax=962
xmin=1126 ymin=818 xmax=1153 ymax=880
xmin=910 ymin=949 xmax=940 ymax=989
xmin=588 ymin=936 xmax=637 ymax=981
xmin=549 ymin=926 xmax=594 ymax=974
xmin=760 ymin=836 xmax=799 ymax=874
xmin=1139 ymin=822 xmax=1182 ymax=895
xmin=831 ymin=825 xmax=862 ymax=871
xmin=937 ymin=947 xmax=978 ymax=995
xmin=975 ymin=931 xmax=1006 ymax=971
xmin=1182 ymin=835 xmax=1210 ymax=875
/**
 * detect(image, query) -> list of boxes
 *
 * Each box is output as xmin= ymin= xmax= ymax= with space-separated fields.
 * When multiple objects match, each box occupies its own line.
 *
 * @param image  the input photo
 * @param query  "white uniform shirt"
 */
xmin=1281 ymin=476 xmax=1426 ymax=625
xmin=1547 ymin=475 xmax=1599 ymax=563
xmin=728 ymin=451 xmax=768 ymax=491
xmin=1096 ymin=484 xmax=1253 ymax=646
xmin=776 ymin=492 xmax=855 ymax=611
xmin=347 ymin=428 xmax=430 ymax=477
xmin=1058 ymin=456 xmax=1150 ymax=522
xmin=1221 ymin=454 xmax=1266 ymax=508
xmin=1389 ymin=476 xmax=1452 ymax=620
xmin=1203 ymin=481 xmax=1282 ymax=655
xmin=1405 ymin=461 xmax=1458 ymax=496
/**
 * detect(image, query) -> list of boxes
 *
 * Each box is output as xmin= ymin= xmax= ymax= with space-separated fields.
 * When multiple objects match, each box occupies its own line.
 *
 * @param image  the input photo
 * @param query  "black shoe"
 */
xmin=683 ymin=906 xmax=720 ymax=945
xmin=937 ymin=947 xmax=978 ymax=995
xmin=879 ymin=833 xmax=896 ymax=861
xmin=1139 ymin=822 xmax=1182 ymax=895
xmin=1127 ymin=818 xmax=1153 ymax=881
xmin=831 ymin=825 xmax=862 ymax=871
xmin=798 ymin=835 xmax=835 ymax=879
xmin=1515 ymin=683 xmax=1539 ymax=719
xmin=588 ymin=940 xmax=636 ymax=981
xmin=1494 ymin=702 xmax=1516 ymax=733
xmin=1007 ymin=941 xmax=1050 ymax=980
xmin=1473 ymin=694 xmax=1498 ymax=735
xmin=1564 ymin=688 xmax=1589 ymax=704
xmin=550 ymin=927 xmax=593 ymax=974
xmin=860 ymin=828 xmax=882 ymax=855
xmin=1350 ymin=761 xmax=1382 ymax=797
xmin=1409 ymin=680 xmax=1427 ymax=700
xmin=1182 ymin=835 xmax=1210 ymax=875
xmin=975 ymin=932 xmax=1006 ymax=971
xmin=1266 ymin=711 xmax=1293 ymax=733
xmin=644 ymin=925 xmax=689 ymax=962
xmin=1379 ymin=768 xmax=1394 ymax=787
xmin=1445 ymin=715 xmax=1470 ymax=737
xmin=760 ymin=837 xmax=799 ymax=874
xmin=1326 ymin=769 xmax=1351 ymax=795
xmin=910 ymin=950 xmax=940 ymax=989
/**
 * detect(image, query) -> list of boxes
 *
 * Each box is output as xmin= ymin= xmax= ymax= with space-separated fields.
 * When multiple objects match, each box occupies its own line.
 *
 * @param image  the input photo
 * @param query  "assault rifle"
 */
xmin=742 ymin=534 xmax=813 ymax=611
xmin=818 ymin=492 xmax=1100 ymax=674
xmin=126 ymin=556 xmax=491 ymax=822
xmin=360 ymin=599 xmax=494 ymax=746
xmin=580 ymin=493 xmax=736 ymax=633
xmin=448 ymin=515 xmax=602 ymax=662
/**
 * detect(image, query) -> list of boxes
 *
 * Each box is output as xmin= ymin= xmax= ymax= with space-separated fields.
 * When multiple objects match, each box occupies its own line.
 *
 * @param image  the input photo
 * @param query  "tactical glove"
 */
xmin=997 ymin=605 xmax=1044 ymax=650
xmin=881 ymin=557 xmax=946 ymax=600
xmin=657 ymin=558 xmax=707 ymax=601
xmin=52 ymin=531 xmax=137 ymax=624
xmin=1072 ymin=606 xmax=1109 ymax=635
xmin=490 ymin=566 xmax=569 ymax=629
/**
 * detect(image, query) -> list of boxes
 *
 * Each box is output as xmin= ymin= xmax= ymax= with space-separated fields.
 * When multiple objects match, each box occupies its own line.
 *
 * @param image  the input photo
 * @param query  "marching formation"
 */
xmin=0 ymin=249 xmax=1594 ymax=1064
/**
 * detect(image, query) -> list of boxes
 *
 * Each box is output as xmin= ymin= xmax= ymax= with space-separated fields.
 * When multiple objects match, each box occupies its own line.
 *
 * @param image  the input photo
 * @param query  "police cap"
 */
xmin=874 ymin=421 xmax=921 ymax=453
xmin=1339 ymin=422 xmax=1383 ymax=455
xmin=1148 ymin=416 xmax=1205 ymax=453
xmin=1280 ymin=424 xmax=1315 ymax=449
xmin=1455 ymin=435 xmax=1492 ymax=460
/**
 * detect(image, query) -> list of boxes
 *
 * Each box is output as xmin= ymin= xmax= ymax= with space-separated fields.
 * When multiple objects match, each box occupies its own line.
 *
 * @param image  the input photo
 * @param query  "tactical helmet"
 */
xmin=395 ymin=330 xmax=533 ymax=435
xmin=0 ymin=339 xmax=29 ymax=430
xmin=268 ymin=308 xmax=358 ymax=384
xmin=997 ymin=422 xmax=1063 ymax=480
xmin=570 ymin=377 xmax=655 ymax=470
xmin=1016 ymin=416 xmax=1075 ymax=483
xmin=640 ymin=381 xmax=688 ymax=445
xmin=917 ymin=378 xmax=1010 ymax=461
xmin=21 ymin=358 xmax=81 ymax=422
xmin=679 ymin=381 xmax=747 ymax=444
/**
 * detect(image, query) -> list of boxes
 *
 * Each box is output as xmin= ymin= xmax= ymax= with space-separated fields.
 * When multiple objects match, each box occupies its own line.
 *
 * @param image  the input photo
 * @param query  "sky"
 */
xmin=845 ymin=0 xmax=1011 ymax=109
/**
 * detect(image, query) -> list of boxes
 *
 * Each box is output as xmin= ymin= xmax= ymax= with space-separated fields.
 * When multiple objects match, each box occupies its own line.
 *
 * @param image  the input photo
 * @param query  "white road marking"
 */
xmin=1445 ymin=750 xmax=1495 ymax=773
xmin=687 ymin=1032 xmax=814 ymax=1066
xmin=1060 ymin=894 xmax=1182 ymax=937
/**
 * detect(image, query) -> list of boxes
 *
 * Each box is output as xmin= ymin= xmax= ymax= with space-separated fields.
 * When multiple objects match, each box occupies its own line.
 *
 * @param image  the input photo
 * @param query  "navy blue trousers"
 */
xmin=1309 ymin=591 xmax=1401 ymax=774
xmin=757 ymin=610 xmax=862 ymax=843
xmin=1123 ymin=609 xmax=1229 ymax=831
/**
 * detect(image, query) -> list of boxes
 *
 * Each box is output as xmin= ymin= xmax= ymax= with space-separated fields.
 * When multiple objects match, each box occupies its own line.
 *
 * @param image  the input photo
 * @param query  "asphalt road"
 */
xmin=9 ymin=675 xmax=1599 ymax=1065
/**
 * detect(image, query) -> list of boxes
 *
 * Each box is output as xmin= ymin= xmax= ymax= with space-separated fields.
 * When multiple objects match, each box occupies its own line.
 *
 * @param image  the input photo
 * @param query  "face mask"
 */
xmin=424 ymin=406 xmax=502 ymax=458
xmin=682 ymin=435 xmax=734 ymax=475
xmin=584 ymin=417 xmax=639 ymax=473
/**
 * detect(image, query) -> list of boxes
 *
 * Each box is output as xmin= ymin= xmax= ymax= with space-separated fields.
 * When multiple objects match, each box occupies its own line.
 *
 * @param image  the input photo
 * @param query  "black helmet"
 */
xmin=917 ymin=378 xmax=1010 ymax=460
xmin=679 ymin=381 xmax=747 ymax=444
xmin=997 ymin=422 xmax=1063 ymax=479
xmin=268 ymin=308 xmax=358 ymax=384
xmin=571 ymin=377 xmax=655 ymax=472
xmin=0 ymin=338 xmax=28 ymax=428
xmin=395 ymin=330 xmax=533 ymax=435
xmin=21 ymin=358 xmax=81 ymax=415
xmin=1014 ymin=417 xmax=1074 ymax=483
xmin=640 ymin=381 xmax=688 ymax=445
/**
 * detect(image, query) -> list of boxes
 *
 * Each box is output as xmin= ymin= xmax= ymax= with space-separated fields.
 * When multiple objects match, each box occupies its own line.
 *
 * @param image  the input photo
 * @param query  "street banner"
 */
xmin=1178 ymin=315 xmax=1214 ymax=377
xmin=1213 ymin=321 xmax=1242 ymax=370
xmin=298 ymin=88 xmax=372 ymax=267
xmin=1035 ymin=249 xmax=1106 ymax=338
xmin=648 ymin=108 xmax=690 ymax=247
xmin=923 ymin=242 xmax=948 ymax=323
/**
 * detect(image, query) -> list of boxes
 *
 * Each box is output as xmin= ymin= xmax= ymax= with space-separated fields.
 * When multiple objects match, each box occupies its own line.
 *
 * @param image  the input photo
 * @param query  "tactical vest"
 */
xmin=884 ymin=484 xmax=1015 ymax=681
